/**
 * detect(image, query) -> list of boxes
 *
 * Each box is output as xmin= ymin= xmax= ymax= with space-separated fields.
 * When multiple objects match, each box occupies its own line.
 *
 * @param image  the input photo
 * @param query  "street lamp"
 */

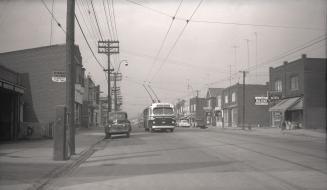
xmin=117 ymin=59 xmax=128 ymax=73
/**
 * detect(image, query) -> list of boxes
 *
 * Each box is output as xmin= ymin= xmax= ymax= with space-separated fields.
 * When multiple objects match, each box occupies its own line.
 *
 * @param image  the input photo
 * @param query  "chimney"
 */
xmin=302 ymin=54 xmax=307 ymax=59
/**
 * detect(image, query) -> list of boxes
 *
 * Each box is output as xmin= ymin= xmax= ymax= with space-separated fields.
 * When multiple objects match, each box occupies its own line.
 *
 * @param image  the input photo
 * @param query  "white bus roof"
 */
xmin=150 ymin=102 xmax=174 ymax=108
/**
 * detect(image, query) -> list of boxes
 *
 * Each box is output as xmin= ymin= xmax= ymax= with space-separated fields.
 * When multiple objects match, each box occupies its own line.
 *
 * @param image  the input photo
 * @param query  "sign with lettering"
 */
xmin=255 ymin=96 xmax=268 ymax=105
xmin=52 ymin=71 xmax=66 ymax=82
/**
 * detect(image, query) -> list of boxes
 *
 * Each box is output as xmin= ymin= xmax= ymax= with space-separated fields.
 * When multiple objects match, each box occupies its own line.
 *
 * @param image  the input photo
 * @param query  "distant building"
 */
xmin=82 ymin=75 xmax=100 ymax=128
xmin=203 ymin=88 xmax=223 ymax=127
xmin=0 ymin=65 xmax=25 ymax=140
xmin=189 ymin=96 xmax=206 ymax=127
xmin=99 ymin=96 xmax=109 ymax=126
xmin=175 ymin=99 xmax=186 ymax=120
xmin=268 ymin=54 xmax=326 ymax=129
xmin=0 ymin=44 xmax=85 ymax=138
xmin=222 ymin=83 xmax=269 ymax=128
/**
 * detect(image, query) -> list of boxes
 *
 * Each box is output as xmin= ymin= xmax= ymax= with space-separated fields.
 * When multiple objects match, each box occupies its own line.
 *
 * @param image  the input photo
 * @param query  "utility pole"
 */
xmin=245 ymin=39 xmax=250 ymax=69
xmin=254 ymin=32 xmax=258 ymax=81
xmin=66 ymin=0 xmax=75 ymax=155
xmin=239 ymin=71 xmax=248 ymax=130
xmin=98 ymin=41 xmax=119 ymax=116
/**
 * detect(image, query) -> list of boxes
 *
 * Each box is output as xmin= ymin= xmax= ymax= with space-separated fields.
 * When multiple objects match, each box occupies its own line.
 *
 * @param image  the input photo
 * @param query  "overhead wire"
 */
xmin=123 ymin=0 xmax=323 ymax=31
xmin=90 ymin=0 xmax=104 ymax=40
xmin=111 ymin=0 xmax=119 ymax=40
xmin=149 ymin=0 xmax=204 ymax=81
xmin=144 ymin=0 xmax=184 ymax=82
xmin=102 ymin=0 xmax=114 ymax=40
xmin=40 ymin=0 xmax=65 ymax=33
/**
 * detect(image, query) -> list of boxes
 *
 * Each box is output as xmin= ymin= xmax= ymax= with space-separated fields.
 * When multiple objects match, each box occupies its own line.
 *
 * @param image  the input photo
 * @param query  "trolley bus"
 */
xmin=143 ymin=103 xmax=176 ymax=132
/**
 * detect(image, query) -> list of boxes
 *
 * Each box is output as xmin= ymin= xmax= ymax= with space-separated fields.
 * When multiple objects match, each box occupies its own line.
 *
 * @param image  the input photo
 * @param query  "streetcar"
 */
xmin=143 ymin=102 xmax=176 ymax=132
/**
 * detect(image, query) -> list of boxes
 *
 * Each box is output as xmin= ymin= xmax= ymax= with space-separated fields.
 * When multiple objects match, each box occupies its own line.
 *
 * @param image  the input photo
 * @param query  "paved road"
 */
xmin=48 ymin=127 xmax=327 ymax=190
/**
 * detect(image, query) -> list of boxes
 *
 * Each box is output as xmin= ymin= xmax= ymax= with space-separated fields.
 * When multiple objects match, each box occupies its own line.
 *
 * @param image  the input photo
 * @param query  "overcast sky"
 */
xmin=0 ymin=0 xmax=326 ymax=118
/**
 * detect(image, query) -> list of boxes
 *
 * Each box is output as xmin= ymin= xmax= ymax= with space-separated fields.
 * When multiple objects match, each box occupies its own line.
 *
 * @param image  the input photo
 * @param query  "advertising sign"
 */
xmin=52 ymin=71 xmax=66 ymax=82
xmin=255 ymin=96 xmax=268 ymax=105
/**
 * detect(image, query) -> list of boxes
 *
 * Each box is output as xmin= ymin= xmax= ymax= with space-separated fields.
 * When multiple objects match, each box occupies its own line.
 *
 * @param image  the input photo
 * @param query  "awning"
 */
xmin=269 ymin=97 xmax=302 ymax=112
xmin=289 ymin=98 xmax=303 ymax=110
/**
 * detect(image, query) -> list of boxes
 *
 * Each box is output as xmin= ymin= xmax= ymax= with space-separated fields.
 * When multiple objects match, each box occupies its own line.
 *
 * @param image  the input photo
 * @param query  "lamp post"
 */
xmin=114 ymin=60 xmax=128 ymax=111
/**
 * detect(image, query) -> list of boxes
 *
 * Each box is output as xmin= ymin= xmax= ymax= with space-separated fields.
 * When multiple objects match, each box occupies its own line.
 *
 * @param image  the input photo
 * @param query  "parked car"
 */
xmin=105 ymin=111 xmax=131 ymax=138
xmin=177 ymin=119 xmax=191 ymax=127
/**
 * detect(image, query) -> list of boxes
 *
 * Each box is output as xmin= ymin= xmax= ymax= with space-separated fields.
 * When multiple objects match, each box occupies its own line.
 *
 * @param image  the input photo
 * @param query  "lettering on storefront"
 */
xmin=52 ymin=71 xmax=66 ymax=82
xmin=255 ymin=96 xmax=268 ymax=105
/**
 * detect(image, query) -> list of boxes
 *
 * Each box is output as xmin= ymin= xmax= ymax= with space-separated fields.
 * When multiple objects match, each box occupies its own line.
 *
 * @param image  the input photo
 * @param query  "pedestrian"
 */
xmin=281 ymin=120 xmax=286 ymax=131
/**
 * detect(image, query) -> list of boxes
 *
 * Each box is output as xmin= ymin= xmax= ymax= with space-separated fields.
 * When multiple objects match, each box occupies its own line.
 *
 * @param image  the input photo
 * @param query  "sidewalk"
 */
xmin=0 ymin=127 xmax=105 ymax=190
xmin=209 ymin=125 xmax=326 ymax=139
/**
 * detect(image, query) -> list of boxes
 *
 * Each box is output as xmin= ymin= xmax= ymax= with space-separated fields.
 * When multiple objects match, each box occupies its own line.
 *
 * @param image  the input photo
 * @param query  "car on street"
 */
xmin=195 ymin=119 xmax=206 ymax=128
xmin=105 ymin=111 xmax=131 ymax=138
xmin=177 ymin=119 xmax=191 ymax=127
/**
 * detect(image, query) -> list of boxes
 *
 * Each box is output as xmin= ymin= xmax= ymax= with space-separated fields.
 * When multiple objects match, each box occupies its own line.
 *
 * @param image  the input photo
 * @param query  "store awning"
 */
xmin=289 ymin=98 xmax=303 ymax=110
xmin=269 ymin=97 xmax=302 ymax=112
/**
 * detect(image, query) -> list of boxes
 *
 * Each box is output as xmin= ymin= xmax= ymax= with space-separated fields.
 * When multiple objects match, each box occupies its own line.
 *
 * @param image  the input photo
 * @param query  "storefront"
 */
xmin=269 ymin=97 xmax=303 ymax=128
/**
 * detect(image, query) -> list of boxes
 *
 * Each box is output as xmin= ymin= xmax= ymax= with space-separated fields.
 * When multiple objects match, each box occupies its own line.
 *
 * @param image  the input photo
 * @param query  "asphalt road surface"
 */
xmin=48 ymin=127 xmax=327 ymax=190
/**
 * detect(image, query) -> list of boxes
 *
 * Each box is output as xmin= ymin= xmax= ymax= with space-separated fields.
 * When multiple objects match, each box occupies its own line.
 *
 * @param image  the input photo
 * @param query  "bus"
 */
xmin=143 ymin=103 xmax=176 ymax=132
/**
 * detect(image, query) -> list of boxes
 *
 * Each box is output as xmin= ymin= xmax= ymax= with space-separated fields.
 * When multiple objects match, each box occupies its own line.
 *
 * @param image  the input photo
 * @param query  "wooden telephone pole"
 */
xmin=66 ymin=0 xmax=75 ymax=155
xmin=98 ymin=41 xmax=119 ymax=115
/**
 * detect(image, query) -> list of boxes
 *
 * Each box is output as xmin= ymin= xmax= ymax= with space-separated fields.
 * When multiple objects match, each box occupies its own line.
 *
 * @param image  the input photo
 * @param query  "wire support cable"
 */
xmin=90 ymin=0 xmax=104 ymax=40
xmin=40 ymin=0 xmax=65 ymax=33
xmin=149 ymin=0 xmax=204 ymax=81
xmin=75 ymin=14 xmax=106 ymax=71
xmin=145 ymin=0 xmax=184 ymax=82
xmin=103 ymin=0 xmax=114 ymax=40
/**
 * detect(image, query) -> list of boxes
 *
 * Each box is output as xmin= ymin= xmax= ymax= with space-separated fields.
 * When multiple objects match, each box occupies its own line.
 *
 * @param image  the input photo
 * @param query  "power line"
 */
xmin=110 ymin=0 xmax=119 ymax=40
xmin=149 ymin=0 xmax=204 ymax=81
xmin=102 ymin=0 xmax=114 ymax=40
xmin=40 ymin=0 xmax=65 ymax=33
xmin=123 ymin=0 xmax=323 ymax=31
xmin=78 ymin=0 xmax=108 ymax=65
xmin=145 ymin=0 xmax=184 ymax=82
xmin=90 ymin=0 xmax=104 ymax=40
xmin=106 ymin=0 xmax=117 ymax=40
xmin=75 ymin=14 xmax=106 ymax=71
xmin=246 ymin=34 xmax=327 ymax=72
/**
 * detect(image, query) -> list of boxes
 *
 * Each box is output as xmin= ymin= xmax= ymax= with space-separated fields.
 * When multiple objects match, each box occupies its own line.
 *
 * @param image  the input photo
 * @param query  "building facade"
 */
xmin=268 ymin=54 xmax=326 ymax=129
xmin=82 ymin=75 xmax=100 ymax=128
xmin=0 ymin=65 xmax=25 ymax=140
xmin=0 ymin=44 xmax=85 ymax=138
xmin=189 ymin=96 xmax=206 ymax=127
xmin=203 ymin=88 xmax=223 ymax=127
xmin=222 ymin=83 xmax=269 ymax=128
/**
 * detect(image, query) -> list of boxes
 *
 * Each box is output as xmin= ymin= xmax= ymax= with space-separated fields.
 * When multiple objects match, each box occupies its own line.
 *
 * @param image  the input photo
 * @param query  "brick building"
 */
xmin=189 ymin=96 xmax=206 ymax=127
xmin=203 ymin=88 xmax=223 ymax=126
xmin=222 ymin=83 xmax=269 ymax=128
xmin=268 ymin=54 xmax=326 ymax=129
xmin=0 ymin=65 xmax=25 ymax=140
xmin=82 ymin=75 xmax=100 ymax=128
xmin=0 ymin=44 xmax=85 ymax=138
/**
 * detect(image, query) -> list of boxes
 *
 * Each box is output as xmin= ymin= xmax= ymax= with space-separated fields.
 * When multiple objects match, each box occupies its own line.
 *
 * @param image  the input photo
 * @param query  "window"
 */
xmin=208 ymin=99 xmax=211 ymax=108
xmin=225 ymin=95 xmax=228 ymax=103
xmin=217 ymin=96 xmax=221 ymax=107
xmin=274 ymin=80 xmax=282 ymax=92
xmin=290 ymin=75 xmax=299 ymax=91
xmin=231 ymin=92 xmax=236 ymax=102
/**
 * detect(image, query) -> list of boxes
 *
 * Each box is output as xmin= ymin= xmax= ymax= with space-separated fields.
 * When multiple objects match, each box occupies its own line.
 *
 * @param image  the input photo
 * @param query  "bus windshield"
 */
xmin=153 ymin=107 xmax=174 ymax=115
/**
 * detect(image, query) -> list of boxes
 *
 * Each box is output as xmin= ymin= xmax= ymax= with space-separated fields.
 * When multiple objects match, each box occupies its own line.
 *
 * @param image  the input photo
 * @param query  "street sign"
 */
xmin=52 ymin=71 xmax=66 ymax=82
xmin=255 ymin=96 xmax=268 ymax=105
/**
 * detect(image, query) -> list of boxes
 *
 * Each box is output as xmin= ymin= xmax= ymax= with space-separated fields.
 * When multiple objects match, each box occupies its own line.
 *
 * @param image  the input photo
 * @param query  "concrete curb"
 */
xmin=27 ymin=137 xmax=104 ymax=190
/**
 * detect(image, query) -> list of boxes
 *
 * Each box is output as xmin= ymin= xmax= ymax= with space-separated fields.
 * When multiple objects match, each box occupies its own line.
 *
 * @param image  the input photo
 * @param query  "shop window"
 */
xmin=217 ymin=96 xmax=221 ymax=107
xmin=231 ymin=92 xmax=236 ymax=102
xmin=290 ymin=75 xmax=299 ymax=91
xmin=225 ymin=95 xmax=228 ymax=104
xmin=274 ymin=80 xmax=282 ymax=92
